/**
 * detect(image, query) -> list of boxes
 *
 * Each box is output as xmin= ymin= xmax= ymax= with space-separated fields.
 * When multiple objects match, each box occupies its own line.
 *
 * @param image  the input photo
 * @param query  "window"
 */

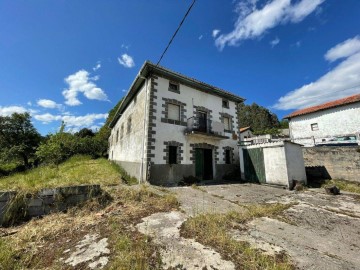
xmin=120 ymin=124 xmax=124 ymax=139
xmin=168 ymin=103 xmax=180 ymax=121
xmin=311 ymin=123 xmax=319 ymax=131
xmin=127 ymin=118 xmax=132 ymax=134
xmin=222 ymin=99 xmax=229 ymax=108
xmin=169 ymin=146 xmax=178 ymax=164
xmin=225 ymin=149 xmax=231 ymax=164
xmin=223 ymin=116 xmax=231 ymax=130
xmin=116 ymin=130 xmax=119 ymax=142
xmin=169 ymin=82 xmax=179 ymax=93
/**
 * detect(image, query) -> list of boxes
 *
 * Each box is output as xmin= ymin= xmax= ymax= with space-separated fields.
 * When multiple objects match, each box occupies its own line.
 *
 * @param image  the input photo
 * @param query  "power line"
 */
xmin=156 ymin=0 xmax=196 ymax=66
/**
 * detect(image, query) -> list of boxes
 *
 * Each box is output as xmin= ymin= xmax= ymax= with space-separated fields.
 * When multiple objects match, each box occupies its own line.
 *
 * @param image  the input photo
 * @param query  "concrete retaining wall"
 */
xmin=0 ymin=185 xmax=101 ymax=227
xmin=303 ymin=146 xmax=360 ymax=182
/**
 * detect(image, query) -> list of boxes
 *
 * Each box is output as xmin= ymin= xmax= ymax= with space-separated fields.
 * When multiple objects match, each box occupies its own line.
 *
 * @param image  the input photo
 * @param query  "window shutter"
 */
xmin=168 ymin=104 xmax=180 ymax=121
xmin=224 ymin=117 xmax=230 ymax=130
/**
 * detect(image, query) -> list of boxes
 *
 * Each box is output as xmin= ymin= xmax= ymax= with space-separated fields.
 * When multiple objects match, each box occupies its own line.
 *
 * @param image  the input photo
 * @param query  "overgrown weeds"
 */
xmin=322 ymin=179 xmax=360 ymax=194
xmin=181 ymin=203 xmax=295 ymax=270
xmin=0 ymin=155 xmax=121 ymax=192
xmin=0 ymin=185 xmax=179 ymax=269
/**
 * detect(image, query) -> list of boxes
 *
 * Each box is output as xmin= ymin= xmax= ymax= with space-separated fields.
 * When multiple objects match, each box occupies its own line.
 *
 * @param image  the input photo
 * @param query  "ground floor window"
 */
xmin=225 ymin=149 xmax=231 ymax=164
xmin=169 ymin=146 xmax=178 ymax=164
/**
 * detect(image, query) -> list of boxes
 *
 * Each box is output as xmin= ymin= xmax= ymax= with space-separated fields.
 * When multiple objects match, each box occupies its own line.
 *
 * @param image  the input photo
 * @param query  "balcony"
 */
xmin=184 ymin=116 xmax=229 ymax=140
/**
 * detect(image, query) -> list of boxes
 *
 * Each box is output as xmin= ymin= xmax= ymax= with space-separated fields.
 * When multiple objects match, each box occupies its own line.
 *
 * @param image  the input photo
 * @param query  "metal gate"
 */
xmin=243 ymin=148 xmax=266 ymax=183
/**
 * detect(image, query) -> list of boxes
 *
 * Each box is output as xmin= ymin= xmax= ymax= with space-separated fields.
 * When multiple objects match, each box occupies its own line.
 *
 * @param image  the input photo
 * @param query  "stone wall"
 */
xmin=0 ymin=185 xmax=102 ymax=227
xmin=303 ymin=146 xmax=360 ymax=182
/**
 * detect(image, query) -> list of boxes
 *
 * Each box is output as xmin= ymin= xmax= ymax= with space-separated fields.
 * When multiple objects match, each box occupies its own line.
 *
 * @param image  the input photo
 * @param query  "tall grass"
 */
xmin=0 ymin=155 xmax=121 ymax=192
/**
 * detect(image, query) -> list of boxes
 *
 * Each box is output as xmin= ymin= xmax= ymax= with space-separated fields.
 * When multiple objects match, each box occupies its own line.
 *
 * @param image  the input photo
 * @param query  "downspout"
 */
xmin=139 ymin=75 xmax=149 ymax=184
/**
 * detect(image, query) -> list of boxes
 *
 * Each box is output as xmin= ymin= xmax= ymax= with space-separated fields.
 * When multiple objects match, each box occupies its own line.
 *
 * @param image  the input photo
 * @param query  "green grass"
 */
xmin=0 ymin=155 xmax=121 ymax=192
xmin=322 ymin=179 xmax=360 ymax=194
xmin=181 ymin=203 xmax=295 ymax=270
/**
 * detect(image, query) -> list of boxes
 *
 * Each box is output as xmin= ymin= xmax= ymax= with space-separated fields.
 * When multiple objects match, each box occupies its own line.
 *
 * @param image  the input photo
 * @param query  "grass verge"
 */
xmin=322 ymin=179 xmax=360 ymax=194
xmin=0 ymin=185 xmax=179 ymax=270
xmin=181 ymin=203 xmax=295 ymax=270
xmin=0 ymin=155 xmax=121 ymax=192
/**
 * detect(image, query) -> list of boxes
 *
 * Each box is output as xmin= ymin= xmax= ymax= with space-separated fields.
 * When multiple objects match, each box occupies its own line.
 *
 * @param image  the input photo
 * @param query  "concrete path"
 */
xmin=136 ymin=183 xmax=360 ymax=270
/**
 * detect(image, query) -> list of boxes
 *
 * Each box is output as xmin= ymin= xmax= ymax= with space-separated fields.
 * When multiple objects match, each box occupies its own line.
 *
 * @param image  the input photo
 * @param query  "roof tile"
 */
xmin=285 ymin=93 xmax=360 ymax=118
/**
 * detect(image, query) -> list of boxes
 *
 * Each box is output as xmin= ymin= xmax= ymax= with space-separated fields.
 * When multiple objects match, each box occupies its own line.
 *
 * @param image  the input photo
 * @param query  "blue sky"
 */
xmin=1 ymin=0 xmax=360 ymax=134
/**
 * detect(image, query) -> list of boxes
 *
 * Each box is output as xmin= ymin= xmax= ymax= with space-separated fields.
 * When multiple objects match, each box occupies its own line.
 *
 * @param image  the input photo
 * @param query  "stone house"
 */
xmin=284 ymin=94 xmax=360 ymax=146
xmin=108 ymin=61 xmax=244 ymax=185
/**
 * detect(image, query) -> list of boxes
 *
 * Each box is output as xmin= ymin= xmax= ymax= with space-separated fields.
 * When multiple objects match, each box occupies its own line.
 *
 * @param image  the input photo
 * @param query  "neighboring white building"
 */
xmin=239 ymin=126 xmax=253 ymax=141
xmin=285 ymin=94 xmax=360 ymax=146
xmin=108 ymin=61 xmax=244 ymax=185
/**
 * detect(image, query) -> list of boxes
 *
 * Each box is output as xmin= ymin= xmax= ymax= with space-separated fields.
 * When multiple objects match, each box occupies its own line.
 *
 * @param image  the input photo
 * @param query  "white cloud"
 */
xmin=273 ymin=36 xmax=360 ymax=110
xmin=93 ymin=61 xmax=101 ymax=71
xmin=0 ymin=106 xmax=27 ymax=116
xmin=324 ymin=36 xmax=360 ymax=62
xmin=118 ymin=54 xmax=135 ymax=68
xmin=34 ymin=112 xmax=108 ymax=129
xmin=215 ymin=0 xmax=325 ymax=50
xmin=37 ymin=99 xmax=62 ymax=109
xmin=198 ymin=35 xmax=203 ymax=40
xmin=27 ymin=101 xmax=32 ymax=106
xmin=62 ymin=70 xmax=108 ymax=106
xmin=122 ymin=89 xmax=127 ymax=93
xmin=212 ymin=29 xmax=220 ymax=38
xmin=270 ymin=37 xmax=280 ymax=47
xmin=121 ymin=44 xmax=130 ymax=50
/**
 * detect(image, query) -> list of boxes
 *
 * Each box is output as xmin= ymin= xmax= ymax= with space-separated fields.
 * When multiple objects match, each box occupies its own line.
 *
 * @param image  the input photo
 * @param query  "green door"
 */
xmin=243 ymin=148 xmax=266 ymax=183
xmin=195 ymin=148 xmax=204 ymax=179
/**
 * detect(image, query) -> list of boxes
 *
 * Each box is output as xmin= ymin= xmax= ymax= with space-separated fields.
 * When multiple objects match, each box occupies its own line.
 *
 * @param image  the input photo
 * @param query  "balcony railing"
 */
xmin=186 ymin=116 xmax=226 ymax=138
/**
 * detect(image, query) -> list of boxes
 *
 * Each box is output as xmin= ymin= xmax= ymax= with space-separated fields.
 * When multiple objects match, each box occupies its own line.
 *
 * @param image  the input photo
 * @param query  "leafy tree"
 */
xmin=75 ymin=128 xmax=95 ymax=138
xmin=238 ymin=103 xmax=280 ymax=134
xmin=279 ymin=119 xmax=289 ymax=129
xmin=0 ymin=113 xmax=42 ymax=167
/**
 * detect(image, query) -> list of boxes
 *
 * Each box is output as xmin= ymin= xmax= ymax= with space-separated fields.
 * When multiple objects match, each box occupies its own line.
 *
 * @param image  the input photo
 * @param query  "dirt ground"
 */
xmin=138 ymin=183 xmax=360 ymax=270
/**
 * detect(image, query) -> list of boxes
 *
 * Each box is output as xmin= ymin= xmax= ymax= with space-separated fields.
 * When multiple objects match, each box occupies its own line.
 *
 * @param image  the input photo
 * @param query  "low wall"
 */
xmin=0 ymin=185 xmax=102 ymax=227
xmin=303 ymin=146 xmax=360 ymax=182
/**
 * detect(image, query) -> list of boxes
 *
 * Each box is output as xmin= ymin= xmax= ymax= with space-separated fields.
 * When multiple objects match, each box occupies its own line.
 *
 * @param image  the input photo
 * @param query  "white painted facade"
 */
xmin=288 ymin=103 xmax=360 ymax=146
xmin=109 ymin=62 xmax=244 ymax=184
xmin=152 ymin=76 xmax=239 ymax=165
xmin=240 ymin=129 xmax=253 ymax=141
xmin=239 ymin=141 xmax=307 ymax=188
xmin=108 ymin=82 xmax=149 ymax=179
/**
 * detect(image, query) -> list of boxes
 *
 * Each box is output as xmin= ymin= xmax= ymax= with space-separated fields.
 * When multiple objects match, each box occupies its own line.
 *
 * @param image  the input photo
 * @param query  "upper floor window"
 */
xmin=116 ymin=129 xmax=119 ymax=143
xmin=168 ymin=81 xmax=180 ymax=93
xmin=120 ymin=124 xmax=124 ymax=139
xmin=223 ymin=116 xmax=231 ymax=130
xmin=222 ymin=99 xmax=229 ymax=108
xmin=168 ymin=103 xmax=180 ymax=121
xmin=311 ymin=123 xmax=319 ymax=131
xmin=127 ymin=117 xmax=132 ymax=134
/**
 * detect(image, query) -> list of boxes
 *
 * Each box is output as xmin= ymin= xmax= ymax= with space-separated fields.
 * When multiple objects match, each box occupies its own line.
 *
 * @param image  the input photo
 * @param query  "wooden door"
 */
xmin=243 ymin=148 xmax=266 ymax=183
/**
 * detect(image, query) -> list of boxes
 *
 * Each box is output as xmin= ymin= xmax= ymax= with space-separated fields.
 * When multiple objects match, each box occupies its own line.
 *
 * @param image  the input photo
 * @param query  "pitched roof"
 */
xmin=284 ymin=93 xmax=360 ymax=119
xmin=239 ymin=126 xmax=252 ymax=133
xmin=109 ymin=61 xmax=245 ymax=128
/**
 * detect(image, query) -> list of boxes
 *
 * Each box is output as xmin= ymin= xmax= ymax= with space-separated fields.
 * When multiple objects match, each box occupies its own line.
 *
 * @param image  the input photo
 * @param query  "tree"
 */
xmin=0 ymin=113 xmax=42 ymax=167
xmin=75 ymin=128 xmax=95 ymax=138
xmin=238 ymin=103 xmax=280 ymax=134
